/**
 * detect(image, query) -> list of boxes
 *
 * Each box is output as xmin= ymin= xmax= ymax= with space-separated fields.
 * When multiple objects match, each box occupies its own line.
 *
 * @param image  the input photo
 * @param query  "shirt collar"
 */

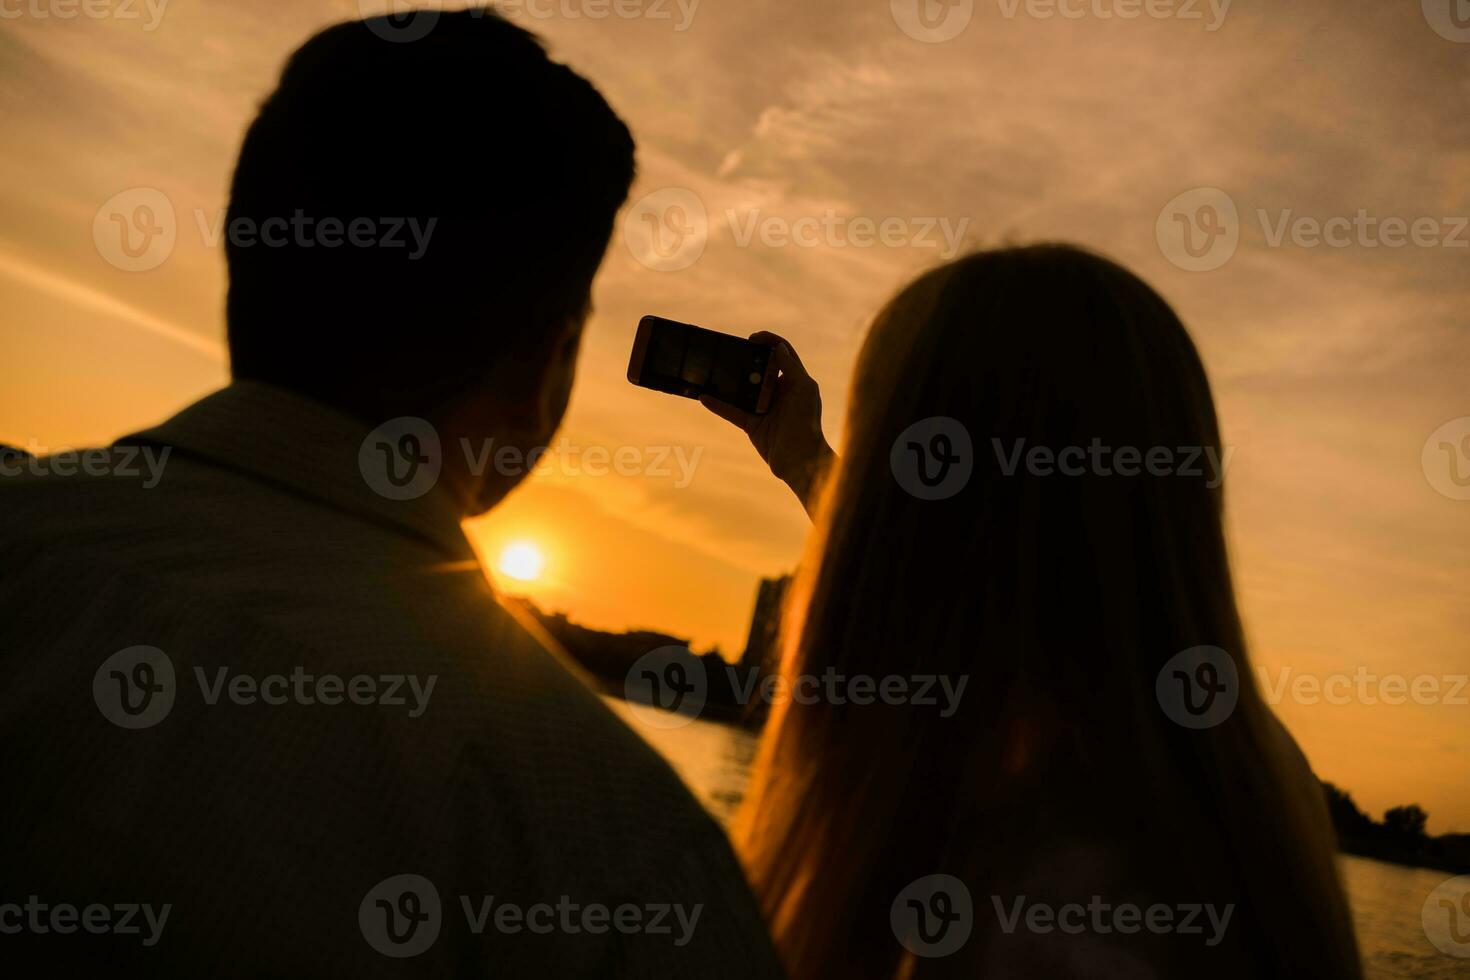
xmin=121 ymin=381 xmax=474 ymax=562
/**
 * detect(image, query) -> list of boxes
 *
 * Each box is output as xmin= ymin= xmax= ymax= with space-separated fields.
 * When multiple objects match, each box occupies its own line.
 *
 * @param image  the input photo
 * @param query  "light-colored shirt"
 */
xmin=0 ymin=381 xmax=782 ymax=977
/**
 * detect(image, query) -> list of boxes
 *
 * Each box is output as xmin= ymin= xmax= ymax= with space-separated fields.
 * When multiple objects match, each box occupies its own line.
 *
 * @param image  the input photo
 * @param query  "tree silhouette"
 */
xmin=1321 ymin=782 xmax=1374 ymax=835
xmin=1382 ymin=804 xmax=1429 ymax=841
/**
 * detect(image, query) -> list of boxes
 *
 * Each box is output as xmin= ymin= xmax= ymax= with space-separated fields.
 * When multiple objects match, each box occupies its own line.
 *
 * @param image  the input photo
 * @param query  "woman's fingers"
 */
xmin=749 ymin=331 xmax=812 ymax=385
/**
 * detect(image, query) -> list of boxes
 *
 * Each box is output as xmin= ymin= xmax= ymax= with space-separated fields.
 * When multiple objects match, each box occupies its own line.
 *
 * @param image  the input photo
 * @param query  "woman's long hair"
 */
xmin=735 ymin=245 xmax=1361 ymax=978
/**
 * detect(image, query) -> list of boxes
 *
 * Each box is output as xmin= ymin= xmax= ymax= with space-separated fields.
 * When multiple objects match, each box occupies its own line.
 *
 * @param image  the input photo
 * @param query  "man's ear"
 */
xmin=532 ymin=312 xmax=587 ymax=427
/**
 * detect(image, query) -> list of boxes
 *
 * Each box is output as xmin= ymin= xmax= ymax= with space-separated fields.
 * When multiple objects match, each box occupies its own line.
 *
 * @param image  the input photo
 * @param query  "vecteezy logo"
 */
xmin=357 ymin=0 xmax=443 ymax=42
xmin=890 ymin=0 xmax=975 ymax=43
xmin=891 ymin=874 xmax=973 ymax=957
xmin=93 ymin=646 xmax=176 ymax=729
xmin=1156 ymin=645 xmax=1239 ymax=729
xmin=1156 ymin=188 xmax=1240 ymax=272
xmin=360 ymin=874 xmax=442 ymax=958
xmin=1423 ymin=0 xmax=1470 ymax=42
xmin=622 ymin=187 xmax=708 ymax=272
xmin=910 ymin=436 xmax=960 ymax=487
xmin=1422 ymin=875 xmax=1470 ymax=957
xmin=358 ymin=417 xmax=442 ymax=501
xmin=624 ymin=646 xmax=709 ymax=729
xmin=890 ymin=417 xmax=974 ymax=500
xmin=1422 ymin=417 xmax=1470 ymax=501
xmin=93 ymin=188 xmax=177 ymax=272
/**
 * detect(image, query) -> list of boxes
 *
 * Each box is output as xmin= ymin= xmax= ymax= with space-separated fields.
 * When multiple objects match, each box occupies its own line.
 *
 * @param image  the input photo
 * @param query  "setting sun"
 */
xmin=497 ymin=541 xmax=546 ymax=583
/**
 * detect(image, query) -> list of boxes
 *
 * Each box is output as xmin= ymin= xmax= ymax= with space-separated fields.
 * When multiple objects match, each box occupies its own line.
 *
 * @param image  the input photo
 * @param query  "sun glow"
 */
xmin=497 ymin=541 xmax=546 ymax=583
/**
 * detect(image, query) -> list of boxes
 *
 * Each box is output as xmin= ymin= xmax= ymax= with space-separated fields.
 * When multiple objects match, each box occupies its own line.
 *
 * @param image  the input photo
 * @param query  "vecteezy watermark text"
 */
xmin=890 ymin=874 xmax=1234 ymax=959
xmin=1157 ymin=646 xmax=1469 ymax=730
xmin=194 ymin=210 xmax=438 ymax=259
xmin=460 ymin=895 xmax=700 ymax=945
xmin=359 ymin=416 xmax=706 ymax=501
xmin=0 ymin=441 xmax=170 ymax=488
xmin=887 ymin=419 xmax=1234 ymax=502
xmin=0 ymin=897 xmax=171 ymax=946
xmin=890 ymin=0 xmax=1231 ymax=44
xmin=194 ymin=666 xmax=437 ymax=718
xmin=358 ymin=874 xmax=701 ymax=958
xmin=993 ymin=0 xmax=1230 ymax=29
xmin=991 ymin=894 xmax=1234 ymax=947
xmin=355 ymin=0 xmax=700 ymax=42
xmin=460 ymin=438 xmax=702 ymax=487
xmin=725 ymin=210 xmax=970 ymax=258
xmin=92 ymin=187 xmax=440 ymax=272
xmin=1158 ymin=188 xmax=1469 ymax=272
xmin=623 ymin=646 xmax=969 ymax=729
xmin=0 ymin=0 xmax=169 ymax=30
xmin=93 ymin=646 xmax=438 ymax=729
xmin=490 ymin=0 xmax=700 ymax=30
xmin=1258 ymin=666 xmax=1468 ymax=707
xmin=991 ymin=438 xmax=1233 ymax=488
xmin=622 ymin=187 xmax=971 ymax=272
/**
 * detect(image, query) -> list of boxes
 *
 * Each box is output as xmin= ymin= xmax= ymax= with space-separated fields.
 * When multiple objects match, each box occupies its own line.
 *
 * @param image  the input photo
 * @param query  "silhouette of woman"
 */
xmin=706 ymin=244 xmax=1363 ymax=979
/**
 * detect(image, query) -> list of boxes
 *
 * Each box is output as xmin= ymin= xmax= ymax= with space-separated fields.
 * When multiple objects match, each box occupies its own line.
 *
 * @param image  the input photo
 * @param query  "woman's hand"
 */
xmin=701 ymin=331 xmax=836 ymax=518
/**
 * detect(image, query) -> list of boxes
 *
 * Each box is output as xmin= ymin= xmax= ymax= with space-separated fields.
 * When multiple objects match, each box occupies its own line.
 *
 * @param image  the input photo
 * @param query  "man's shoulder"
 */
xmin=0 ymin=448 xmax=299 ymax=554
xmin=0 ymin=474 xmax=713 ymax=827
xmin=0 ymin=466 xmax=782 ymax=975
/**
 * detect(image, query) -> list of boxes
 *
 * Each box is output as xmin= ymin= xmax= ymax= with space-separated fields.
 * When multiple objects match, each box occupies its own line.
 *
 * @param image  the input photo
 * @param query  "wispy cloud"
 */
xmin=0 ymin=245 xmax=224 ymax=362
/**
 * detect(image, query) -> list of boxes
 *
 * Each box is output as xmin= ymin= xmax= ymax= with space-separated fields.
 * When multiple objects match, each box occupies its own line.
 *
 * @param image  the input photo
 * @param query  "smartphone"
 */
xmin=627 ymin=315 xmax=778 ymax=414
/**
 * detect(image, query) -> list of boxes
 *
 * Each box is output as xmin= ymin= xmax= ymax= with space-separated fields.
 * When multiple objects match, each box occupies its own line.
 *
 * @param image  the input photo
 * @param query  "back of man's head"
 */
xmin=225 ymin=11 xmax=635 ymax=419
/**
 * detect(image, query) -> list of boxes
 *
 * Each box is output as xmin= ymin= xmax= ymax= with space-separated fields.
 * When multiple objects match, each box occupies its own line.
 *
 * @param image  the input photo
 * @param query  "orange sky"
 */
xmin=1 ymin=1 xmax=1466 ymax=831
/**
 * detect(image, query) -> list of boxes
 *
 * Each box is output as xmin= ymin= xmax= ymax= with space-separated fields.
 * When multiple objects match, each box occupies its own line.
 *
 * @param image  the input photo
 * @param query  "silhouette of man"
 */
xmin=0 ymin=13 xmax=782 ymax=977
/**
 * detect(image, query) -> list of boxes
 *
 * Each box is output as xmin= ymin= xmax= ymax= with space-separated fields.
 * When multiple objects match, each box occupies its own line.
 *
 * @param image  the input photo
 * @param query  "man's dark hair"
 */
xmin=225 ymin=11 xmax=635 ymax=417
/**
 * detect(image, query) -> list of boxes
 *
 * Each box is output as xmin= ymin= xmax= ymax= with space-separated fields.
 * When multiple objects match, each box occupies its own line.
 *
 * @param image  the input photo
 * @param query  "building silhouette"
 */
xmin=512 ymin=574 xmax=795 ymax=728
xmin=740 ymin=575 xmax=791 ymax=676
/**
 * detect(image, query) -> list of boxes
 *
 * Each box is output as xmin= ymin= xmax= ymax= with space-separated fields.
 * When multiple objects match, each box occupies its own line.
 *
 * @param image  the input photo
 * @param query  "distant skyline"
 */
xmin=1 ymin=1 xmax=1466 ymax=831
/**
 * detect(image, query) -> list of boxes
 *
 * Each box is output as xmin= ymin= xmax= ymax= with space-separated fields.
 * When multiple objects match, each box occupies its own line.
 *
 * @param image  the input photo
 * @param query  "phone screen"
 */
xmin=629 ymin=316 xmax=774 ymax=413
